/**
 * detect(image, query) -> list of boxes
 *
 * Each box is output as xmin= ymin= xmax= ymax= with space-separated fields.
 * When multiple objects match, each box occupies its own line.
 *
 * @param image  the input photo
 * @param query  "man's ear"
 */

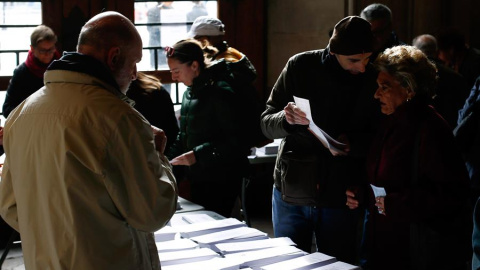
xmin=107 ymin=47 xmax=121 ymax=70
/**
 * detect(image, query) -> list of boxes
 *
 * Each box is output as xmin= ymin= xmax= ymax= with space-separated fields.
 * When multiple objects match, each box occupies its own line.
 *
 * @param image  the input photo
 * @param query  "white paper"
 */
xmin=156 ymin=238 xmax=198 ymax=252
xmin=310 ymin=261 xmax=361 ymax=270
xmin=176 ymin=218 xmax=245 ymax=238
xmin=158 ymin=248 xmax=220 ymax=266
xmin=182 ymin=213 xmax=216 ymax=224
xmin=161 ymin=257 xmax=243 ymax=270
xmin=293 ymin=96 xmax=347 ymax=155
xmin=224 ymin=246 xmax=306 ymax=268
xmin=190 ymin=227 xmax=267 ymax=245
xmin=370 ymin=184 xmax=387 ymax=197
xmin=260 ymin=252 xmax=335 ymax=270
xmin=154 ymin=226 xmax=179 ymax=242
xmin=213 ymin=237 xmax=295 ymax=254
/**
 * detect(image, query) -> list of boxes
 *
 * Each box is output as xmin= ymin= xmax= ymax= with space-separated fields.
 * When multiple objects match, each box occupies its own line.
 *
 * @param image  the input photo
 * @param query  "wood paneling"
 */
xmin=352 ymin=0 xmax=480 ymax=48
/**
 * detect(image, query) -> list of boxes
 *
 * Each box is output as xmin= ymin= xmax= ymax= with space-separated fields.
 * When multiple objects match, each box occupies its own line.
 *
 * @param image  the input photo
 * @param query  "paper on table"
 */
xmin=293 ymin=96 xmax=347 ymax=155
xmin=190 ymin=226 xmax=267 ymax=245
xmin=213 ymin=237 xmax=295 ymax=254
xmin=370 ymin=184 xmax=386 ymax=197
xmin=156 ymin=238 xmax=198 ymax=252
xmin=158 ymin=247 xmax=220 ymax=266
xmin=161 ymin=257 xmax=243 ymax=270
xmin=260 ymin=252 xmax=336 ymax=270
xmin=224 ymin=245 xmax=306 ymax=269
xmin=182 ymin=213 xmax=216 ymax=224
xmin=310 ymin=261 xmax=361 ymax=270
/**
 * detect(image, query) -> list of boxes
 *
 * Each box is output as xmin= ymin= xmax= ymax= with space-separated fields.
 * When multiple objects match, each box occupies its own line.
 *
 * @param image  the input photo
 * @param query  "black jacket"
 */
xmin=261 ymin=47 xmax=380 ymax=207
xmin=3 ymin=62 xmax=44 ymax=118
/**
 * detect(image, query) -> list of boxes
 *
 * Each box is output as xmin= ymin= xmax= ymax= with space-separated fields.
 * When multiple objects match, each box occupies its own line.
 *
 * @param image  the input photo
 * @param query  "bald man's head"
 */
xmin=77 ymin=11 xmax=143 ymax=94
xmin=412 ymin=34 xmax=438 ymax=59
xmin=77 ymin=11 xmax=141 ymax=55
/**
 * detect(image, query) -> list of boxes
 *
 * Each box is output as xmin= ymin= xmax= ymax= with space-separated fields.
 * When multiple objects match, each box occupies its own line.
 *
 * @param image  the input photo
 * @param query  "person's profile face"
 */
xmin=113 ymin=42 xmax=143 ymax=94
xmin=167 ymin=58 xmax=199 ymax=86
xmin=374 ymin=71 xmax=411 ymax=115
xmin=32 ymin=40 xmax=56 ymax=64
xmin=334 ymin=52 xmax=372 ymax=75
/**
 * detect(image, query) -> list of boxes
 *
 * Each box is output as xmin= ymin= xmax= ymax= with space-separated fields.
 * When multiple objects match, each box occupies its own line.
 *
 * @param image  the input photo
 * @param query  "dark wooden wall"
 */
xmin=352 ymin=0 xmax=480 ymax=48
xmin=1 ymin=0 xmax=479 ymax=100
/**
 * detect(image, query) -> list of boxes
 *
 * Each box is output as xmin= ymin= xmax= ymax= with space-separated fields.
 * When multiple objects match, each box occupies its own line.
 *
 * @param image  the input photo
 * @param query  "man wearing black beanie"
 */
xmin=261 ymin=16 xmax=379 ymax=263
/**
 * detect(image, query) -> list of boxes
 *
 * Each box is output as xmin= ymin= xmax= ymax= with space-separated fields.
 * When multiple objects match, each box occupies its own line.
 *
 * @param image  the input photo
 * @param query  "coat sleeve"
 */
xmin=0 ymin=161 xmax=19 ymax=231
xmin=261 ymin=59 xmax=302 ymax=139
xmin=103 ymin=113 xmax=178 ymax=232
xmin=3 ymin=65 xmax=34 ymax=118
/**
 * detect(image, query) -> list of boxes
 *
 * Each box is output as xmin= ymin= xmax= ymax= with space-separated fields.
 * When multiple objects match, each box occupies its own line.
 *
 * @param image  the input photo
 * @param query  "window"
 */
xmin=0 ymin=1 xmax=41 ymax=76
xmin=134 ymin=1 xmax=217 ymax=105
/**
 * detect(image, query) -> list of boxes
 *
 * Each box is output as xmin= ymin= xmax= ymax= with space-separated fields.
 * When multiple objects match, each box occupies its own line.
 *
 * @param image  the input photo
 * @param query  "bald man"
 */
xmin=0 ymin=11 xmax=177 ymax=270
xmin=413 ymin=34 xmax=470 ymax=128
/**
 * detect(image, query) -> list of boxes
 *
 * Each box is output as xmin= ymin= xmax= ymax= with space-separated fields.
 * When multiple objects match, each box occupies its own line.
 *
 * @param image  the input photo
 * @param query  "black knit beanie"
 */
xmin=329 ymin=16 xmax=374 ymax=55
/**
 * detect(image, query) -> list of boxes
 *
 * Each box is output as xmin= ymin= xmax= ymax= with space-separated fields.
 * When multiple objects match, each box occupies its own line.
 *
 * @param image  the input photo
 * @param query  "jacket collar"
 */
xmin=46 ymin=52 xmax=134 ymax=106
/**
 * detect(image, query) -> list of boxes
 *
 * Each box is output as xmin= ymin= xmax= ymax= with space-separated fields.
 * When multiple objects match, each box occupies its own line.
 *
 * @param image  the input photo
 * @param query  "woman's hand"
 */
xmin=375 ymin=196 xmax=386 ymax=215
xmin=284 ymin=102 xmax=309 ymax=125
xmin=346 ymin=189 xmax=359 ymax=209
xmin=170 ymin=151 xmax=196 ymax=166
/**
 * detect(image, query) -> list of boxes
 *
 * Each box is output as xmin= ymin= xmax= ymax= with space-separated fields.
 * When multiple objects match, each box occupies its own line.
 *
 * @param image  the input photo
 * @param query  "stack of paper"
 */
xmin=156 ymin=238 xmax=198 ymax=253
xmin=154 ymin=225 xmax=179 ymax=242
xmin=310 ymin=261 xmax=361 ymax=270
xmin=260 ymin=252 xmax=336 ymax=270
xmin=190 ymin=227 xmax=268 ymax=247
xmin=161 ymin=257 xmax=243 ymax=270
xmin=176 ymin=218 xmax=246 ymax=238
xmin=224 ymin=245 xmax=307 ymax=269
xmin=158 ymin=248 xmax=220 ymax=266
xmin=257 ymin=140 xmax=280 ymax=155
xmin=212 ymin=237 xmax=296 ymax=254
xmin=182 ymin=213 xmax=217 ymax=224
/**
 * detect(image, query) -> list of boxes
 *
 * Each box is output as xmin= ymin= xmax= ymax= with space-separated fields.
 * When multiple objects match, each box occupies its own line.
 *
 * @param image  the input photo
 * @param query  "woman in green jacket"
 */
xmin=165 ymin=39 xmax=248 ymax=217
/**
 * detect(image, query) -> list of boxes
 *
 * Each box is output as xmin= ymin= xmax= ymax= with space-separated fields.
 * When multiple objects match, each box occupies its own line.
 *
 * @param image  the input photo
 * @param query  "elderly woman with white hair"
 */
xmin=346 ymin=45 xmax=471 ymax=270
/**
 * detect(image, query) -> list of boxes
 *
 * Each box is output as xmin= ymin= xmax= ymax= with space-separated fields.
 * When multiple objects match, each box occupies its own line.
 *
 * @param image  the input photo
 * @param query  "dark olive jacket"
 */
xmin=261 ymin=47 xmax=380 ymax=207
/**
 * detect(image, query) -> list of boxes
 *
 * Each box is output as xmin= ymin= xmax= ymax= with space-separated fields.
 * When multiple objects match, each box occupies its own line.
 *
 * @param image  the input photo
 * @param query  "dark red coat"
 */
xmin=363 ymin=99 xmax=470 ymax=269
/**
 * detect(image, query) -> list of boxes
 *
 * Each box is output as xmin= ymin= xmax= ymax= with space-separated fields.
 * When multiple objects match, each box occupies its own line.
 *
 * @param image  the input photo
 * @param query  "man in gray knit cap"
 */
xmin=261 ymin=16 xmax=379 ymax=263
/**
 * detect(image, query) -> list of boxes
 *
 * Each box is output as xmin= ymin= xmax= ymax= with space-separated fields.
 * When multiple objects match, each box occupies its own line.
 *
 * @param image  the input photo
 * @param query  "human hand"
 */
xmin=152 ymin=125 xmax=167 ymax=154
xmin=284 ymin=102 xmax=309 ymax=125
xmin=170 ymin=151 xmax=196 ymax=166
xmin=346 ymin=189 xmax=359 ymax=209
xmin=375 ymin=196 xmax=386 ymax=215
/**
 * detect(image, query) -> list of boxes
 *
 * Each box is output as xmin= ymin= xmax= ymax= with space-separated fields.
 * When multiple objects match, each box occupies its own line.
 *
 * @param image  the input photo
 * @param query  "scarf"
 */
xmin=24 ymin=49 xmax=61 ymax=78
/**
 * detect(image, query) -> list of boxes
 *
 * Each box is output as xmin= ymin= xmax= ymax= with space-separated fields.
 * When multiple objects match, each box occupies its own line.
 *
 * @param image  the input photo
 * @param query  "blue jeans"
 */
xmin=272 ymin=186 xmax=360 ymax=263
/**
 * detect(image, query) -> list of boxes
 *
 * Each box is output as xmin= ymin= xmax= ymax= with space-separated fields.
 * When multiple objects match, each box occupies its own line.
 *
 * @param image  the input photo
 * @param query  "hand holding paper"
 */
xmin=293 ymin=96 xmax=348 ymax=155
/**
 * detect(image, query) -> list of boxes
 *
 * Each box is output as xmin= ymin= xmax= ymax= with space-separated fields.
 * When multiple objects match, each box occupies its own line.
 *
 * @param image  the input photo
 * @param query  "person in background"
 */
xmin=412 ymin=34 xmax=470 ymax=128
xmin=346 ymin=45 xmax=470 ymax=270
xmin=261 ymin=16 xmax=379 ymax=262
xmin=437 ymin=27 xmax=480 ymax=90
xmin=2 ymin=24 xmax=60 ymax=118
xmin=360 ymin=3 xmax=404 ymax=60
xmin=147 ymin=1 xmax=173 ymax=70
xmin=127 ymin=72 xmax=179 ymax=151
xmin=186 ymin=1 xmax=208 ymax=32
xmin=188 ymin=16 xmax=270 ymax=150
xmin=0 ymin=11 xmax=177 ymax=270
xmin=165 ymin=39 xmax=248 ymax=217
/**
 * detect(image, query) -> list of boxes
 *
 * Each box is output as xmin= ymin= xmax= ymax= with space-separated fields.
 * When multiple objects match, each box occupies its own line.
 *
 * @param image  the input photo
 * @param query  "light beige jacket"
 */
xmin=0 ymin=69 xmax=178 ymax=270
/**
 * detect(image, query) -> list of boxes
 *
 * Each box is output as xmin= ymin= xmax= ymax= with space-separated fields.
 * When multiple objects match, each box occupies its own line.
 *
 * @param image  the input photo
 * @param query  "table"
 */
xmin=242 ymin=148 xmax=278 ymax=227
xmin=176 ymin=197 xmax=204 ymax=213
